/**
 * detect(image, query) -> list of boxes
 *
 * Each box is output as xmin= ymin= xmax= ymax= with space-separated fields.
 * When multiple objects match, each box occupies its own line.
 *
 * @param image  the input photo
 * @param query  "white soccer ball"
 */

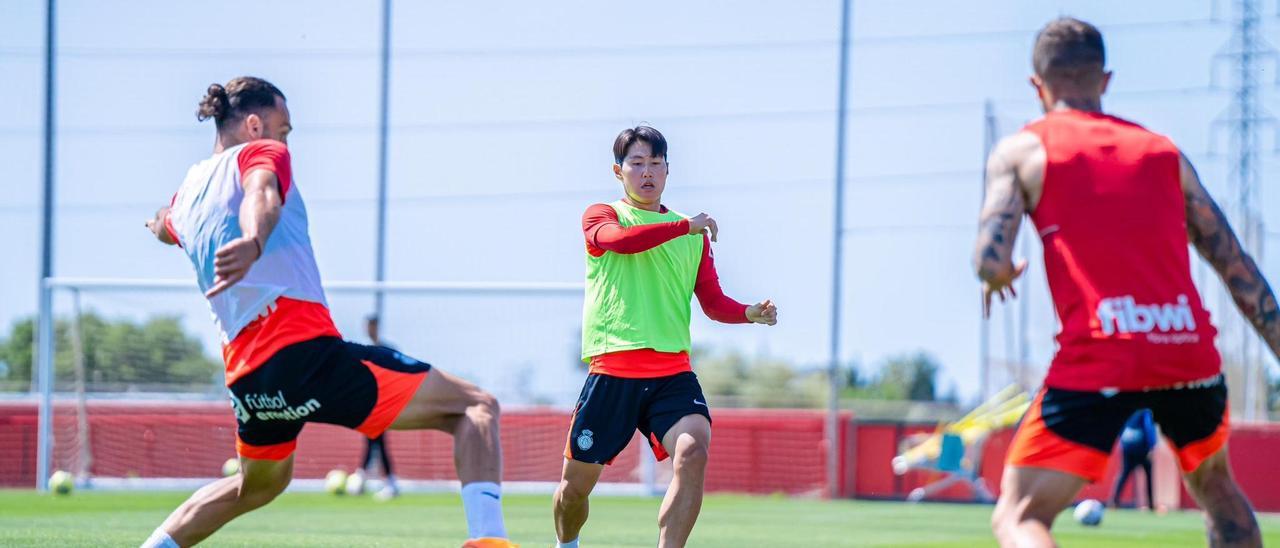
xmin=324 ymin=469 xmax=349 ymax=495
xmin=48 ymin=470 xmax=73 ymax=495
xmin=345 ymin=470 xmax=366 ymax=496
xmin=221 ymin=457 xmax=240 ymax=477
xmin=1073 ymin=498 xmax=1104 ymax=526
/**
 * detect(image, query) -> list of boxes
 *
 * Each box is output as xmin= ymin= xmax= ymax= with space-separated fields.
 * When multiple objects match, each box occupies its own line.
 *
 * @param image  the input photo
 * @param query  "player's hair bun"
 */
xmin=197 ymin=83 xmax=229 ymax=122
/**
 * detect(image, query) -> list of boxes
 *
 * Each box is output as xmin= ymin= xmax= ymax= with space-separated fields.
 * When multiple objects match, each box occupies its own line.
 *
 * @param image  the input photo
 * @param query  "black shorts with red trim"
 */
xmin=228 ymin=336 xmax=430 ymax=460
xmin=565 ymin=372 xmax=711 ymax=465
xmin=1007 ymin=375 xmax=1228 ymax=482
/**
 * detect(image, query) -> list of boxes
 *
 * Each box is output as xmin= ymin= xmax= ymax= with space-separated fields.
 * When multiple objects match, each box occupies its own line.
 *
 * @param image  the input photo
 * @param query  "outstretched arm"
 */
xmin=1181 ymin=153 xmax=1280 ymax=360
xmin=973 ymin=135 xmax=1034 ymax=316
xmin=206 ymin=169 xmax=282 ymax=297
xmin=694 ymin=235 xmax=776 ymax=325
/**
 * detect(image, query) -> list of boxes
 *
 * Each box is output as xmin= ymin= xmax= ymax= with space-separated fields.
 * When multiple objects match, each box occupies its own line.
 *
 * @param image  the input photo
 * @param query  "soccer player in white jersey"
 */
xmin=141 ymin=77 xmax=514 ymax=548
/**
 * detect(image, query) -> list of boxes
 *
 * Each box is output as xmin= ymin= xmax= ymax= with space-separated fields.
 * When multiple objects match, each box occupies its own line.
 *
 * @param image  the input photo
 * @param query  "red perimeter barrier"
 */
xmin=0 ymin=402 xmax=853 ymax=497
xmin=6 ymin=401 xmax=1276 ymax=510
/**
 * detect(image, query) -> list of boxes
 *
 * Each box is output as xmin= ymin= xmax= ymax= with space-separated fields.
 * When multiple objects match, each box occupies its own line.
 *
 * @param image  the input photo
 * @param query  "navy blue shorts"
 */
xmin=564 ymin=372 xmax=711 ymax=465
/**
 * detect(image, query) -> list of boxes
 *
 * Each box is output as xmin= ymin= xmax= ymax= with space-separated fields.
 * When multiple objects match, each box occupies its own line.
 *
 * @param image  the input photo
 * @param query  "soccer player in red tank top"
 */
xmin=975 ymin=18 xmax=1277 ymax=548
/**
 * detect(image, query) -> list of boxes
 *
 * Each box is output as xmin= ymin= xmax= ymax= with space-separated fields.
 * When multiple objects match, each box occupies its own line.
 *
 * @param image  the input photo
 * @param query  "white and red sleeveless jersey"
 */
xmin=165 ymin=140 xmax=339 ymax=385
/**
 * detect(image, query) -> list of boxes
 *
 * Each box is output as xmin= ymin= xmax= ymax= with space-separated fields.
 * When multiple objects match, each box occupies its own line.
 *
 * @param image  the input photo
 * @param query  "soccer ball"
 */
xmin=48 ymin=470 xmax=73 ymax=495
xmin=345 ymin=470 xmax=367 ymax=496
xmin=324 ymin=469 xmax=348 ymax=495
xmin=221 ymin=457 xmax=240 ymax=477
xmin=1073 ymin=498 xmax=1104 ymax=526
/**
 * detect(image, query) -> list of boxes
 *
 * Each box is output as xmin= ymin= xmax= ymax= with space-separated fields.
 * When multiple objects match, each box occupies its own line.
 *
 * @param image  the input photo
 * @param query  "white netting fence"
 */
xmin=6 ymin=278 xmax=667 ymax=495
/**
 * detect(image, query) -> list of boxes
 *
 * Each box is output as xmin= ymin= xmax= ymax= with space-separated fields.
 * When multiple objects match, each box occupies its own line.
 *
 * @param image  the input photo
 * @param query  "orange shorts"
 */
xmin=229 ymin=337 xmax=430 ymax=461
xmin=1007 ymin=375 xmax=1229 ymax=482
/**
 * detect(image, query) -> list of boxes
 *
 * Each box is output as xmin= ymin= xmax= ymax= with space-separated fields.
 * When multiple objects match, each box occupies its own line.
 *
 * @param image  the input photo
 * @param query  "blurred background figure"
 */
xmin=1110 ymin=408 xmax=1156 ymax=510
xmin=347 ymin=315 xmax=401 ymax=500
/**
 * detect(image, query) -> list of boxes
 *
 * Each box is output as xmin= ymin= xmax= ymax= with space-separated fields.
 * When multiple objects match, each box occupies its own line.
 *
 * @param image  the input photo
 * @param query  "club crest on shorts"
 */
xmin=227 ymin=390 xmax=250 ymax=423
xmin=577 ymin=429 xmax=594 ymax=451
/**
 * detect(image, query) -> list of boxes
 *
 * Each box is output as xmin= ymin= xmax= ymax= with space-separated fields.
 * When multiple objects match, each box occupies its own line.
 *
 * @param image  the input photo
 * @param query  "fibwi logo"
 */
xmin=577 ymin=429 xmax=595 ymax=451
xmin=1095 ymin=294 xmax=1197 ymax=336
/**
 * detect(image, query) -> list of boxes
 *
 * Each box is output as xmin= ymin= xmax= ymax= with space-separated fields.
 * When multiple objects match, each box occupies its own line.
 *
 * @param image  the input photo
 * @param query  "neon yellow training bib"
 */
xmin=581 ymin=200 xmax=704 ymax=361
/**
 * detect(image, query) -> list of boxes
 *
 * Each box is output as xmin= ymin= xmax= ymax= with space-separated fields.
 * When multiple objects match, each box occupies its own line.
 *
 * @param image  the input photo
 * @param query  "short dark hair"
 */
xmin=613 ymin=125 xmax=668 ymax=165
xmin=1032 ymin=18 xmax=1105 ymax=87
xmin=197 ymin=76 xmax=286 ymax=131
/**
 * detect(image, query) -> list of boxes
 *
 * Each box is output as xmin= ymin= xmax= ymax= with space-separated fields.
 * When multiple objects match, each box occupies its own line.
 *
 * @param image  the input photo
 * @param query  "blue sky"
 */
xmin=1 ymin=0 xmax=1277 ymax=405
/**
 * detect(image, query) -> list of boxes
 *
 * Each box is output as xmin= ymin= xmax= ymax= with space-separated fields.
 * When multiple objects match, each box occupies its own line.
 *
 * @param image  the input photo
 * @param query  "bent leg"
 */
xmin=553 ymin=459 xmax=603 ymax=544
xmin=158 ymin=456 xmax=294 ymax=546
xmin=996 ymin=386 xmax=1129 ymax=546
xmin=360 ymin=436 xmax=378 ymax=471
xmin=1140 ymin=457 xmax=1153 ymax=510
xmin=377 ymin=435 xmax=394 ymax=476
xmin=1110 ymin=457 xmax=1137 ymax=507
xmin=1183 ymin=447 xmax=1261 ymax=548
xmin=657 ymin=414 xmax=712 ymax=548
xmin=554 ymin=373 xmax=648 ymax=545
xmin=390 ymin=367 xmax=501 ymax=483
xmin=991 ymin=466 xmax=1087 ymax=548
xmin=389 ymin=367 xmax=505 ymax=539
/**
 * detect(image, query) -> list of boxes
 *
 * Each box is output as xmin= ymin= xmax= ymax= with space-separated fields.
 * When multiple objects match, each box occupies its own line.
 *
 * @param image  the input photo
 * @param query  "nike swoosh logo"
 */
xmin=693 ymin=399 xmax=707 ymax=406
xmin=481 ymin=491 xmax=500 ymax=500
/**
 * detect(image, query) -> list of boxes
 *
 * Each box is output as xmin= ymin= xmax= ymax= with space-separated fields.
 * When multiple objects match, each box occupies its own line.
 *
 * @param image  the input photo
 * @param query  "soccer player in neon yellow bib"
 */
xmin=553 ymin=126 xmax=778 ymax=548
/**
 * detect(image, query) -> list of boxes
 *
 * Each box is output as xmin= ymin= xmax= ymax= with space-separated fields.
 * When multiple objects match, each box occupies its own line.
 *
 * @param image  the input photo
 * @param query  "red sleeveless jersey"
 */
xmin=1024 ymin=110 xmax=1220 ymax=391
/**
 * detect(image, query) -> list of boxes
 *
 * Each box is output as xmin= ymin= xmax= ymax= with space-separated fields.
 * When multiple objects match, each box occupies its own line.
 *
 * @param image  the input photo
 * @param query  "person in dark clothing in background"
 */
xmin=347 ymin=314 xmax=401 ymax=500
xmin=1110 ymin=408 xmax=1157 ymax=510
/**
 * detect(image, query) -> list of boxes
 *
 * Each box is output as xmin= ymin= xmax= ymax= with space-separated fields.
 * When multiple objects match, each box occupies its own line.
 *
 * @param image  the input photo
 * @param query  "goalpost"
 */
xmin=30 ymin=277 xmax=662 ymax=496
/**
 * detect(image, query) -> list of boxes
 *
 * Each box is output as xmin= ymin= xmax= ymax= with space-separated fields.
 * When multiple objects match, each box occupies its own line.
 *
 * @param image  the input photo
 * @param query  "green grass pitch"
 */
xmin=2 ymin=490 xmax=1277 ymax=547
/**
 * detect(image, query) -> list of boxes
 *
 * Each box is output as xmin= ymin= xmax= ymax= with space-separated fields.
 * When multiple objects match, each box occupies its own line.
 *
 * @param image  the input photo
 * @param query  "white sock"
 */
xmin=460 ymin=481 xmax=507 ymax=539
xmin=386 ymin=474 xmax=399 ymax=489
xmin=556 ymin=538 xmax=580 ymax=548
xmin=141 ymin=529 xmax=179 ymax=548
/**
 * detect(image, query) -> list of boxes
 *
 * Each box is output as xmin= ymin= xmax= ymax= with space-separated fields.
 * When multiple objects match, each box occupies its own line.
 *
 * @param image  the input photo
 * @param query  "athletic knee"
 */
xmin=467 ymin=391 xmax=500 ymax=422
xmin=238 ymin=476 xmax=289 ymax=509
xmin=672 ymin=437 xmax=708 ymax=471
xmin=990 ymin=493 xmax=1057 ymax=534
xmin=990 ymin=499 xmax=1015 ymax=535
xmin=556 ymin=477 xmax=593 ymax=506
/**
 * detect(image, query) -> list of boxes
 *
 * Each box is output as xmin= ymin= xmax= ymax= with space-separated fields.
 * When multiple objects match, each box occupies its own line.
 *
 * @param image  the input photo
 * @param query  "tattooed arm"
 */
xmin=1181 ymin=153 xmax=1280 ymax=360
xmin=973 ymin=132 xmax=1043 ymax=316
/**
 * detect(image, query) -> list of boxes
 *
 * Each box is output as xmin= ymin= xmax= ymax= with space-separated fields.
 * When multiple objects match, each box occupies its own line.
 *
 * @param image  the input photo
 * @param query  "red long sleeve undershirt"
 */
xmin=582 ymin=203 xmax=749 ymax=324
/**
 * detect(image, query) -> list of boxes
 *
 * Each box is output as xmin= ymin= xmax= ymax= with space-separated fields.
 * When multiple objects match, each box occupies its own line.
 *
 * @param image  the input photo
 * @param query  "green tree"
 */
xmin=0 ymin=319 xmax=35 ymax=384
xmin=847 ymin=352 xmax=941 ymax=401
xmin=0 ymin=313 xmax=219 ymax=390
xmin=695 ymin=350 xmax=825 ymax=408
xmin=694 ymin=349 xmax=748 ymax=399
